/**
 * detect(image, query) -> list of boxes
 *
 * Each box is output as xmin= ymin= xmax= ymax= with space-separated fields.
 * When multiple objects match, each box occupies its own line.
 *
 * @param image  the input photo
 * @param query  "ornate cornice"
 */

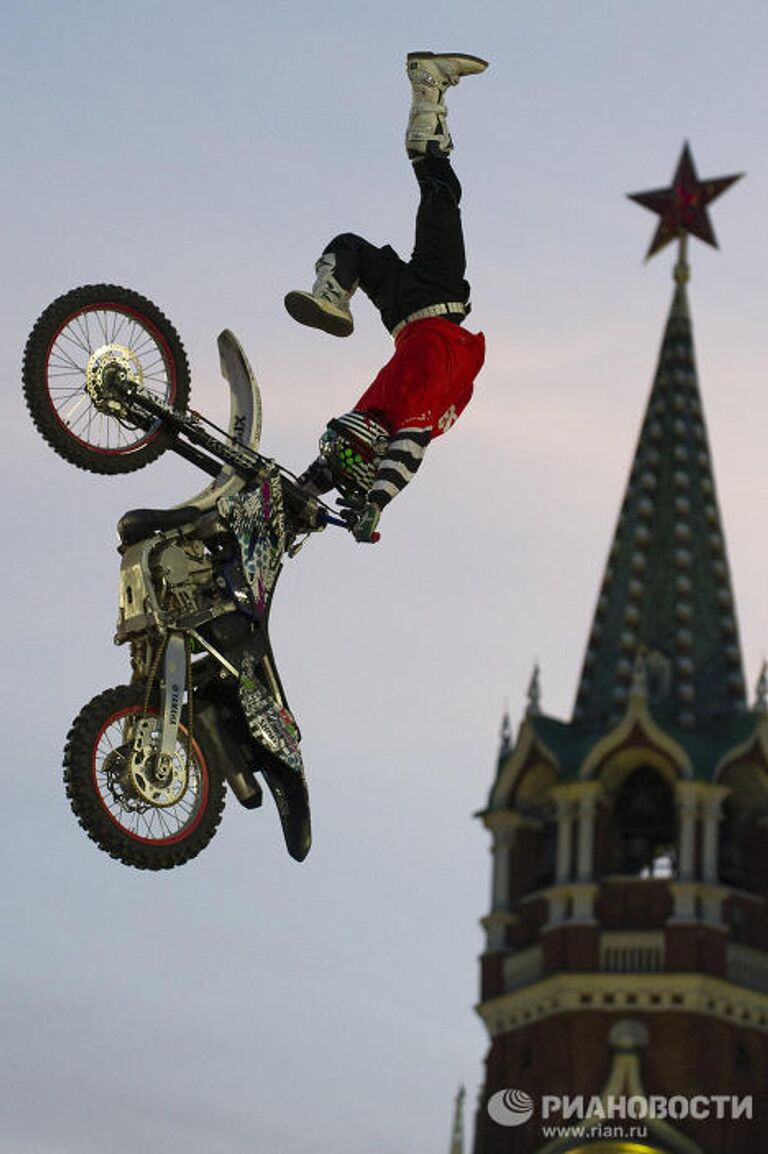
xmin=491 ymin=717 xmax=560 ymax=808
xmin=579 ymin=691 xmax=692 ymax=781
xmin=476 ymin=971 xmax=768 ymax=1039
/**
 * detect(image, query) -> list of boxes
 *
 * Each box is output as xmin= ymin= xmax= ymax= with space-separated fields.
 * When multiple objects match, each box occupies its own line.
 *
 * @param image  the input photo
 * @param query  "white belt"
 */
xmin=390 ymin=301 xmax=466 ymax=339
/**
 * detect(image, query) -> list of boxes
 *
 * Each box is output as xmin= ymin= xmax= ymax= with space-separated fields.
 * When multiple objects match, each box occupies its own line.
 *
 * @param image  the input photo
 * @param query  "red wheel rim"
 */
xmin=44 ymin=301 xmax=178 ymax=456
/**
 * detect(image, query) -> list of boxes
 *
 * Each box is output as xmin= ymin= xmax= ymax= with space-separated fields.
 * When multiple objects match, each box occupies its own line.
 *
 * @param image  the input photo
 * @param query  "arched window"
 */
xmin=613 ymin=765 xmax=677 ymax=876
xmin=717 ymin=761 xmax=768 ymax=891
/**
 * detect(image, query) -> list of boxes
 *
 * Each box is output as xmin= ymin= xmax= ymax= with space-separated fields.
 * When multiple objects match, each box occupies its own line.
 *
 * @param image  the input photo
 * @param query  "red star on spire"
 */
xmin=628 ymin=143 xmax=743 ymax=260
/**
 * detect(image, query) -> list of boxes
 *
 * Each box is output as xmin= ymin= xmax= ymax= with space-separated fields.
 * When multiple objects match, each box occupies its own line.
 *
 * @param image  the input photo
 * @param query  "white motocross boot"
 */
xmin=405 ymin=51 xmax=488 ymax=158
xmin=284 ymin=253 xmax=356 ymax=337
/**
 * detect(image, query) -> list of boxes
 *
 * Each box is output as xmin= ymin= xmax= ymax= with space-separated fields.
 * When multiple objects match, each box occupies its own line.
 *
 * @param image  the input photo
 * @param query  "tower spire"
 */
xmin=755 ymin=660 xmax=768 ymax=714
xmin=574 ymin=146 xmax=746 ymax=729
xmin=448 ymin=1085 xmax=465 ymax=1154
xmin=525 ymin=663 xmax=541 ymax=716
xmin=497 ymin=706 xmax=512 ymax=769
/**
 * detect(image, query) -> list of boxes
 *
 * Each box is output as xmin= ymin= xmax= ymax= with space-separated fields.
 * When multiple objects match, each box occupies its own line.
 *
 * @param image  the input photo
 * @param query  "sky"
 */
xmin=3 ymin=3 xmax=768 ymax=1152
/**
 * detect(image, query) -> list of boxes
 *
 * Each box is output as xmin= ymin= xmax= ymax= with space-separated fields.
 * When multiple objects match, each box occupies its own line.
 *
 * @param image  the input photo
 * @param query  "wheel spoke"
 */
xmin=60 ymin=392 xmax=91 ymax=431
xmin=50 ymin=344 xmax=89 ymax=372
xmin=60 ymin=324 xmax=94 ymax=360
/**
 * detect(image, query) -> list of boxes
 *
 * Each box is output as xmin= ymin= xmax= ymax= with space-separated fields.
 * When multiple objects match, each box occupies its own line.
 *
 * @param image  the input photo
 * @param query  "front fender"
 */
xmin=172 ymin=329 xmax=263 ymax=514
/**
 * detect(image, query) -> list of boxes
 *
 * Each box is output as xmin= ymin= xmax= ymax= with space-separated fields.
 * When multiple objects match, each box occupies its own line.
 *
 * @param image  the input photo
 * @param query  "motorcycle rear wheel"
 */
xmin=23 ymin=284 xmax=190 ymax=474
xmin=64 ymin=684 xmax=225 ymax=870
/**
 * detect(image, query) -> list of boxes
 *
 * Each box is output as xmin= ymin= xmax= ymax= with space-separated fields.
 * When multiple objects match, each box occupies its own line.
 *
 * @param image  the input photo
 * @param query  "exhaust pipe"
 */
xmin=194 ymin=697 xmax=263 ymax=810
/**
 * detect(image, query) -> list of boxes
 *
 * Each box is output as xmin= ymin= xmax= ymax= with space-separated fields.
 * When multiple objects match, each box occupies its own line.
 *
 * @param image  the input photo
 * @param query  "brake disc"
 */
xmin=85 ymin=343 xmax=143 ymax=415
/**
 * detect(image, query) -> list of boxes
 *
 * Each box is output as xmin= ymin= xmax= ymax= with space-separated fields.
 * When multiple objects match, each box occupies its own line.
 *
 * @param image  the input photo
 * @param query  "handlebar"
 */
xmin=319 ymin=511 xmax=351 ymax=530
xmin=280 ymin=473 xmax=381 ymax=542
xmin=319 ymin=508 xmax=380 ymax=542
xmin=280 ymin=474 xmax=352 ymax=535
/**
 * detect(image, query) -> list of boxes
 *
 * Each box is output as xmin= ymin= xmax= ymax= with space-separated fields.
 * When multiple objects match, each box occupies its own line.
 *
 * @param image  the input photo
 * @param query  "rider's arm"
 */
xmin=297 ymin=456 xmax=335 ymax=496
xmin=368 ymin=425 xmax=432 ymax=511
xmin=351 ymin=426 xmax=432 ymax=542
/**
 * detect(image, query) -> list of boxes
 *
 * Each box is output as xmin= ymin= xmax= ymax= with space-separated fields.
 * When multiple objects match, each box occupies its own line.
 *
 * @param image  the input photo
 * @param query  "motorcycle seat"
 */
xmin=118 ymin=506 xmax=203 ymax=547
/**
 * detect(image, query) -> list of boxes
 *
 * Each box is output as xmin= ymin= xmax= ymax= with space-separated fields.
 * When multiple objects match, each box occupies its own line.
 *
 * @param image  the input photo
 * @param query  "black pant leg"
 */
xmin=319 ymin=156 xmax=471 ymax=335
xmin=407 ymin=156 xmax=470 ymax=301
xmin=321 ymin=233 xmax=406 ymax=334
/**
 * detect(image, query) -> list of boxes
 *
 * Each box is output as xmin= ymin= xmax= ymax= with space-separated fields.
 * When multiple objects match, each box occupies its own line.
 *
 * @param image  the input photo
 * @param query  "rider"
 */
xmin=286 ymin=50 xmax=487 ymax=543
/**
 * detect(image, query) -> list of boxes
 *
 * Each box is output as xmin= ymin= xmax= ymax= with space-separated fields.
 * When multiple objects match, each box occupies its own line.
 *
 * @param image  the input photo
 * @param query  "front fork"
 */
xmin=128 ymin=632 xmax=190 ymax=807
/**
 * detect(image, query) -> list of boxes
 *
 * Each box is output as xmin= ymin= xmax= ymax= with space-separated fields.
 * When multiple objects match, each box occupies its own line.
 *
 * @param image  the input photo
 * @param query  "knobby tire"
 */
xmin=63 ymin=684 xmax=226 ymax=870
xmin=23 ymin=284 xmax=191 ymax=475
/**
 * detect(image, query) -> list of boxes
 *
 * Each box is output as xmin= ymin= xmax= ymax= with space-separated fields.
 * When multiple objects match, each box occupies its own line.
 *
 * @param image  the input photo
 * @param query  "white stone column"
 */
xmin=545 ymin=886 xmax=568 ymax=928
xmin=482 ymin=811 xmax=530 ymax=951
xmin=699 ymin=883 xmax=730 ymax=928
xmin=481 ymin=911 xmax=517 ymax=951
xmin=576 ymin=783 xmax=602 ymax=882
xmin=571 ymin=883 xmax=599 ymax=924
xmin=484 ymin=811 xmax=528 ymax=911
xmin=701 ymin=786 xmax=730 ymax=884
xmin=668 ymin=882 xmax=698 ymax=924
xmin=552 ymin=786 xmax=575 ymax=884
xmin=491 ymin=829 xmax=513 ymax=911
xmin=676 ymin=782 xmax=701 ymax=881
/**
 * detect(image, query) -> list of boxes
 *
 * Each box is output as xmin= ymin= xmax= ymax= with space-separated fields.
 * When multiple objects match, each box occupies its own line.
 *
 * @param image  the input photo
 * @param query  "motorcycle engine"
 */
xmin=151 ymin=538 xmax=215 ymax=617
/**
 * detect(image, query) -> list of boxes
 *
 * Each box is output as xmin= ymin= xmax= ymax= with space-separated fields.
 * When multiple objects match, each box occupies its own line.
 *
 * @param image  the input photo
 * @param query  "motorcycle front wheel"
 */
xmin=23 ymin=284 xmax=190 ymax=475
xmin=63 ymin=685 xmax=225 ymax=870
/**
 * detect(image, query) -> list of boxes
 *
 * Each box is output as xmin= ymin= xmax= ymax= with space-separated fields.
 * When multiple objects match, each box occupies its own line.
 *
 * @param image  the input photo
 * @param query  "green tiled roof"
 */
xmin=520 ymin=708 xmax=759 ymax=783
xmin=572 ymin=277 xmax=747 ymax=732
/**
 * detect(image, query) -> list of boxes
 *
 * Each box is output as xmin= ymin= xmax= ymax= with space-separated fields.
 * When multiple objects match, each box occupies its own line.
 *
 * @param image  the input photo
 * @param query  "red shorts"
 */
xmin=354 ymin=317 xmax=485 ymax=438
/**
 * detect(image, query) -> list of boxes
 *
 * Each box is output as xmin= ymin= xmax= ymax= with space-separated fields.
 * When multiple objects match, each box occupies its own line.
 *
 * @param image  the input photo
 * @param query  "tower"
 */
xmin=473 ymin=147 xmax=768 ymax=1154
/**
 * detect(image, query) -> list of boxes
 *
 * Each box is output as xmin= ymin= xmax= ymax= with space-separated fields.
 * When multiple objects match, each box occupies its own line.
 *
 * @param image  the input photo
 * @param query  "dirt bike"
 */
xmin=23 ymin=284 xmax=345 ymax=870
